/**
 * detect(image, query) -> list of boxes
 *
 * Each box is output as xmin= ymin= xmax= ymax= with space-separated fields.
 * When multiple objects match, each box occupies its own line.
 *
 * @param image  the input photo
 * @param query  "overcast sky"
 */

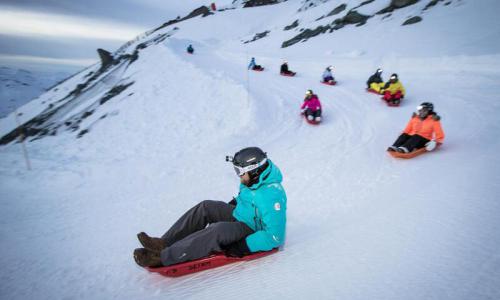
xmin=0 ymin=0 xmax=212 ymax=72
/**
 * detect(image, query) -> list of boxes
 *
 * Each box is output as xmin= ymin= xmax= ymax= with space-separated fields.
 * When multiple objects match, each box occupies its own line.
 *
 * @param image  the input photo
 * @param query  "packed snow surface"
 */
xmin=1 ymin=1 xmax=500 ymax=299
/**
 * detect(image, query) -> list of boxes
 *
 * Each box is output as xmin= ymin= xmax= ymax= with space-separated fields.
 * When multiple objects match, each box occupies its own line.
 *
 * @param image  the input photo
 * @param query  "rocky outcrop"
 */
xmin=284 ymin=20 xmax=299 ymax=31
xmin=97 ymin=49 xmax=115 ymax=71
xmin=282 ymin=25 xmax=330 ymax=48
xmin=244 ymin=30 xmax=271 ymax=43
xmin=244 ymin=0 xmax=280 ymax=8
xmin=377 ymin=0 xmax=420 ymax=14
xmin=327 ymin=4 xmax=347 ymax=17
xmin=402 ymin=16 xmax=422 ymax=25
xmin=153 ymin=6 xmax=213 ymax=33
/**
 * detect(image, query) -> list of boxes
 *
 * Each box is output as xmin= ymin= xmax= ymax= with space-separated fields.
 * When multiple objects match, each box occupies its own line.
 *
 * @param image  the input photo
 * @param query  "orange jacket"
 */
xmin=403 ymin=113 xmax=445 ymax=143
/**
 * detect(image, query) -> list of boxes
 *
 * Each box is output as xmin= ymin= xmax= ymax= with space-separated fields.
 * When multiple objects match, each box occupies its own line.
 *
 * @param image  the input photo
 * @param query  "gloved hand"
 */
xmin=224 ymin=239 xmax=250 ymax=258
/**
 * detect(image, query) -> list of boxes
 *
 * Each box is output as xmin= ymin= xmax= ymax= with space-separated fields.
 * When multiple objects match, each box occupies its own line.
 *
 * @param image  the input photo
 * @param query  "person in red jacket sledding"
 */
xmin=387 ymin=102 xmax=445 ymax=153
xmin=301 ymin=90 xmax=322 ymax=122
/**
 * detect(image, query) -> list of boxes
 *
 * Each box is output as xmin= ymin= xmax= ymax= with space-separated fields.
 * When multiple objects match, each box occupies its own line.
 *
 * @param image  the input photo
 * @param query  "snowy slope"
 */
xmin=1 ymin=0 xmax=500 ymax=299
xmin=0 ymin=67 xmax=70 ymax=118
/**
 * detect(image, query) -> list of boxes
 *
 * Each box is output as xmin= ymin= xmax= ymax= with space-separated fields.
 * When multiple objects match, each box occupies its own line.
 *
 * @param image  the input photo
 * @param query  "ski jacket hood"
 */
xmin=233 ymin=160 xmax=287 ymax=252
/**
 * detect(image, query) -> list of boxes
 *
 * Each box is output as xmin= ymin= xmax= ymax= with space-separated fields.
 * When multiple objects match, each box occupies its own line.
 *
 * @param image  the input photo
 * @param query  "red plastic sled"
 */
xmin=321 ymin=81 xmax=337 ymax=86
xmin=303 ymin=114 xmax=320 ymax=125
xmin=382 ymin=98 xmax=401 ymax=107
xmin=146 ymin=249 xmax=278 ymax=277
xmin=280 ymin=72 xmax=296 ymax=77
xmin=387 ymin=147 xmax=427 ymax=159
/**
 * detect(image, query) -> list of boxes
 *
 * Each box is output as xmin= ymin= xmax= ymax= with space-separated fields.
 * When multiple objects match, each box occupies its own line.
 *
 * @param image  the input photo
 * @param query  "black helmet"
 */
xmin=226 ymin=147 xmax=268 ymax=177
xmin=418 ymin=102 xmax=434 ymax=112
xmin=390 ymin=73 xmax=398 ymax=80
xmin=376 ymin=68 xmax=382 ymax=73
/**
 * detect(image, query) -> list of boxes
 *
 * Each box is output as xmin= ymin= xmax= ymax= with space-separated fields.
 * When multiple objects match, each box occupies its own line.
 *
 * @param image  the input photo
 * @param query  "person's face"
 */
xmin=240 ymin=172 xmax=251 ymax=185
xmin=418 ymin=108 xmax=429 ymax=118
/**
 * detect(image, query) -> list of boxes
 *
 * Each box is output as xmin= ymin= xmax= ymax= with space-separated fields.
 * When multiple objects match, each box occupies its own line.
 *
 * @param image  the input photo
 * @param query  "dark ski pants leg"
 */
xmin=161 ymin=200 xmax=235 ymax=246
xmin=392 ymin=133 xmax=411 ymax=147
xmin=160 ymin=221 xmax=254 ymax=266
xmin=400 ymin=134 xmax=429 ymax=152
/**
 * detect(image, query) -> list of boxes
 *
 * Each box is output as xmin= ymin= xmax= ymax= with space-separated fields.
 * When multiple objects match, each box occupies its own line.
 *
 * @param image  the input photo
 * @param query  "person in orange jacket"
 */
xmin=387 ymin=102 xmax=445 ymax=153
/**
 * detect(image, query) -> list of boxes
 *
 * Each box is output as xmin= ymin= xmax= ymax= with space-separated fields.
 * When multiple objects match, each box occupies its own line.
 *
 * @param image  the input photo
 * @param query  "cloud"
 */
xmin=0 ymin=8 xmax=147 ymax=41
xmin=0 ymin=54 xmax=97 ymax=66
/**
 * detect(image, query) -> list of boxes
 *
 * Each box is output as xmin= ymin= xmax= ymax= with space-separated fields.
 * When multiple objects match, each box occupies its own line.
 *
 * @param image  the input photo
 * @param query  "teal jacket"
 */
xmin=233 ymin=160 xmax=287 ymax=252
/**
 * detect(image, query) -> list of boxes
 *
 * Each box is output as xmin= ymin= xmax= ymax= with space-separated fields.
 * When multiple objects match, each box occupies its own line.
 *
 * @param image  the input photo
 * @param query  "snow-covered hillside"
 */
xmin=0 ymin=67 xmax=70 ymax=118
xmin=1 ymin=0 xmax=500 ymax=299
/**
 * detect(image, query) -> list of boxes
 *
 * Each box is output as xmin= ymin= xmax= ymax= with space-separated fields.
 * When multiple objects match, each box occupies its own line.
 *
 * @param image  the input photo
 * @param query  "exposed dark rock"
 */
xmin=184 ymin=6 xmax=213 ymax=18
xmin=282 ymin=25 xmax=330 ymax=48
xmin=284 ymin=20 xmax=299 ymax=31
xmin=244 ymin=0 xmax=279 ymax=8
xmin=327 ymin=4 xmax=347 ymax=16
xmin=423 ymin=0 xmax=442 ymax=10
xmin=282 ymin=8 xmax=370 ymax=48
xmin=402 ymin=16 xmax=422 ymax=25
xmin=97 ymin=49 xmax=115 ymax=70
xmin=352 ymin=0 xmax=375 ymax=10
xmin=244 ymin=30 xmax=270 ymax=43
xmin=377 ymin=0 xmax=420 ymax=14
xmin=77 ymin=129 xmax=88 ymax=138
xmin=99 ymin=82 xmax=134 ymax=105
xmin=152 ymin=6 xmax=213 ymax=33
xmin=331 ymin=10 xmax=370 ymax=30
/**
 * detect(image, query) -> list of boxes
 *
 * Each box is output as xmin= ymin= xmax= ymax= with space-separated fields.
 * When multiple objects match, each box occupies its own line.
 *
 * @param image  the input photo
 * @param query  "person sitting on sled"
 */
xmin=380 ymin=73 xmax=405 ymax=104
xmin=366 ymin=68 xmax=384 ymax=92
xmin=280 ymin=60 xmax=295 ymax=75
xmin=248 ymin=57 xmax=263 ymax=70
xmin=133 ymin=147 xmax=287 ymax=267
xmin=322 ymin=66 xmax=335 ymax=83
xmin=187 ymin=44 xmax=194 ymax=54
xmin=387 ymin=102 xmax=445 ymax=153
xmin=301 ymin=89 xmax=322 ymax=122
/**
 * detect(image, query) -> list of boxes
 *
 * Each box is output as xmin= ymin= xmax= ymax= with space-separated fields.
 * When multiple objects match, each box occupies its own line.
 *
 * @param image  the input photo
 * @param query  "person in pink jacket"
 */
xmin=301 ymin=90 xmax=322 ymax=122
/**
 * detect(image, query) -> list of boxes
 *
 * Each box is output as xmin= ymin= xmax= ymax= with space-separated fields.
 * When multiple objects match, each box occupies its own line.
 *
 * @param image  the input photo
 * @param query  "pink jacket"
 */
xmin=301 ymin=95 xmax=322 ymax=112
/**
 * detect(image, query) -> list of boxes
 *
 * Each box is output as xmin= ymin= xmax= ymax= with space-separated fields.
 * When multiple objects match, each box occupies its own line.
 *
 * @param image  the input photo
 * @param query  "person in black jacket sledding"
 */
xmin=366 ymin=68 xmax=384 ymax=92
xmin=187 ymin=44 xmax=194 ymax=54
xmin=280 ymin=61 xmax=295 ymax=76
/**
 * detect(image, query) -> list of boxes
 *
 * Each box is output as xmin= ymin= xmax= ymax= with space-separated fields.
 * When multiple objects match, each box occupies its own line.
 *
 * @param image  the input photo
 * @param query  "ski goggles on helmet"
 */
xmin=228 ymin=157 xmax=268 ymax=176
xmin=390 ymin=75 xmax=397 ymax=80
xmin=416 ymin=105 xmax=430 ymax=114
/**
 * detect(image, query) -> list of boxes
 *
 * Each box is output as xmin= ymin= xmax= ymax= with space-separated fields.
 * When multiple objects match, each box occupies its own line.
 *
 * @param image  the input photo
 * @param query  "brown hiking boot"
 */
xmin=133 ymin=248 xmax=163 ymax=268
xmin=137 ymin=232 xmax=167 ymax=252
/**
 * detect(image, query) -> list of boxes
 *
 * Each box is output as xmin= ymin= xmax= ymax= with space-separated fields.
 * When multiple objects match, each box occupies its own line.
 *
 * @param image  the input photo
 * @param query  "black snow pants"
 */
xmin=305 ymin=108 xmax=321 ymax=118
xmin=159 ymin=200 xmax=254 ymax=266
xmin=392 ymin=133 xmax=429 ymax=152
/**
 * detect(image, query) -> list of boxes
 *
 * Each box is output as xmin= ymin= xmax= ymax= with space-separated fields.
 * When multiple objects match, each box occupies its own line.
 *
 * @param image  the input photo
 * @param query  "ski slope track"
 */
xmin=1 ymin=0 xmax=500 ymax=299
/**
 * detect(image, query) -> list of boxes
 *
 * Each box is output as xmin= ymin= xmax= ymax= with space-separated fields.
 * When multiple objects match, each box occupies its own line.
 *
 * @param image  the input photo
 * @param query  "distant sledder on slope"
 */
xmin=187 ymin=44 xmax=194 ymax=54
xmin=321 ymin=65 xmax=337 ymax=85
xmin=301 ymin=89 xmax=322 ymax=125
xmin=280 ymin=60 xmax=296 ymax=76
xmin=133 ymin=147 xmax=286 ymax=276
xmin=387 ymin=102 xmax=445 ymax=158
xmin=248 ymin=57 xmax=264 ymax=71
